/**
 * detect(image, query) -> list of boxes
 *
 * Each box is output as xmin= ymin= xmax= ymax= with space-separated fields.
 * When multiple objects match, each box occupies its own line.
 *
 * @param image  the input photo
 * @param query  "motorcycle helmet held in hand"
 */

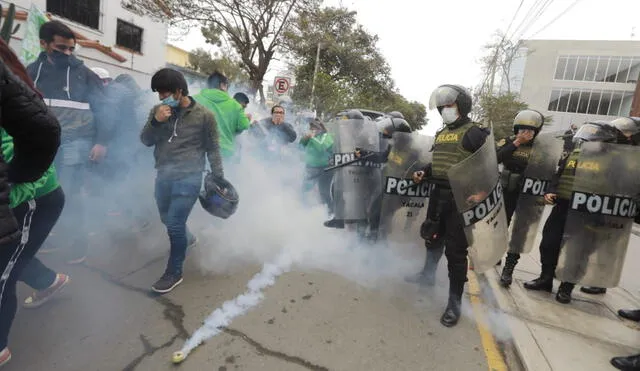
xmin=199 ymin=173 xmax=239 ymax=219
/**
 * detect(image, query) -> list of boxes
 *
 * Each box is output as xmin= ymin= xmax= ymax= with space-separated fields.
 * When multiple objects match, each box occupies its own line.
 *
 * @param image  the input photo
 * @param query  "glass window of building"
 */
xmin=584 ymin=56 xmax=598 ymax=81
xmin=548 ymin=89 xmax=561 ymax=111
xmin=628 ymin=58 xmax=640 ymax=83
xmin=567 ymin=89 xmax=580 ymax=112
xmin=587 ymin=90 xmax=601 ymax=114
xmin=598 ymin=91 xmax=612 ymax=115
xmin=608 ymin=91 xmax=624 ymax=116
xmin=616 ymin=58 xmax=633 ymax=83
xmin=605 ymin=57 xmax=621 ymax=82
xmin=595 ymin=56 xmax=609 ymax=82
xmin=575 ymin=56 xmax=588 ymax=81
xmin=577 ymin=91 xmax=590 ymax=113
xmin=565 ymin=56 xmax=578 ymax=80
xmin=557 ymin=89 xmax=571 ymax=112
xmin=555 ymin=56 xmax=568 ymax=80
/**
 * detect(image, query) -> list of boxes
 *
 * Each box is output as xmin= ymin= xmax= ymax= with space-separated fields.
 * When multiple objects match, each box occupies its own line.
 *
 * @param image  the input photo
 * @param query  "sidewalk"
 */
xmin=485 ymin=223 xmax=640 ymax=371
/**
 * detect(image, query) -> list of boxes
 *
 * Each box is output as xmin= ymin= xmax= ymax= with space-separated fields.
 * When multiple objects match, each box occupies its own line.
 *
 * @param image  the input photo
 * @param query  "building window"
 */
xmin=116 ymin=19 xmax=143 ymax=53
xmin=548 ymin=88 xmax=634 ymax=116
xmin=47 ymin=0 xmax=100 ymax=30
xmin=553 ymin=55 xmax=640 ymax=84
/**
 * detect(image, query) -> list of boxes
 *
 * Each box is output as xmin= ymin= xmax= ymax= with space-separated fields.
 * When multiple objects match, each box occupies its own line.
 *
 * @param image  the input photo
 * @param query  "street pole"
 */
xmin=310 ymin=42 xmax=321 ymax=111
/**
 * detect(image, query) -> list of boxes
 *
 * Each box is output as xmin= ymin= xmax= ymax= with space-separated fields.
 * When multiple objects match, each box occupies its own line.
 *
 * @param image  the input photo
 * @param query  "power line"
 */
xmin=528 ymin=0 xmax=582 ymax=39
xmin=513 ymin=0 xmax=554 ymax=42
xmin=508 ymin=0 xmax=545 ymax=42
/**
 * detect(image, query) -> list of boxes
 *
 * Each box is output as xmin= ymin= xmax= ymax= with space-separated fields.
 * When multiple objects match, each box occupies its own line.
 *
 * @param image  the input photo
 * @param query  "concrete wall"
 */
xmin=4 ymin=0 xmax=167 ymax=87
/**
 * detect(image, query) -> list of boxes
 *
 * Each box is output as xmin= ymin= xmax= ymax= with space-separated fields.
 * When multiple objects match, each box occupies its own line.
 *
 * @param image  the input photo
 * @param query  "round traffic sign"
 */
xmin=274 ymin=77 xmax=290 ymax=94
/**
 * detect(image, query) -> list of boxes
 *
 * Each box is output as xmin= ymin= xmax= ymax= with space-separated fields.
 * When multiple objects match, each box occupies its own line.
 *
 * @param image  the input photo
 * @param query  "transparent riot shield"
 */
xmin=377 ymin=133 xmax=434 ymax=244
xmin=448 ymin=131 xmax=509 ymax=273
xmin=556 ymin=142 xmax=640 ymax=287
xmin=328 ymin=117 xmax=382 ymax=221
xmin=508 ymin=131 xmax=564 ymax=254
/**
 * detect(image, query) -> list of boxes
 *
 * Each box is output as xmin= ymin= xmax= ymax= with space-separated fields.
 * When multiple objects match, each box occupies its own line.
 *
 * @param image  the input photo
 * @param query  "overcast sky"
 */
xmin=174 ymin=0 xmax=640 ymax=134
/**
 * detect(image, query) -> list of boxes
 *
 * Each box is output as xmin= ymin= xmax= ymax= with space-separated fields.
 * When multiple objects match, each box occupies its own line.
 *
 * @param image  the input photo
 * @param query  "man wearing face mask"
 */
xmin=410 ymin=84 xmax=490 ymax=327
xmin=141 ymin=68 xmax=224 ymax=294
xmin=250 ymin=105 xmax=297 ymax=160
xmin=26 ymin=21 xmax=111 ymax=264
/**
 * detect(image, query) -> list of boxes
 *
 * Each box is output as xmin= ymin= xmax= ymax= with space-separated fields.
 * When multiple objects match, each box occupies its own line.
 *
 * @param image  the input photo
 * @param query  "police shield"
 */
xmin=448 ymin=131 xmax=509 ymax=273
xmin=508 ymin=132 xmax=564 ymax=254
xmin=556 ymin=142 xmax=640 ymax=287
xmin=328 ymin=116 xmax=382 ymax=221
xmin=378 ymin=133 xmax=434 ymax=244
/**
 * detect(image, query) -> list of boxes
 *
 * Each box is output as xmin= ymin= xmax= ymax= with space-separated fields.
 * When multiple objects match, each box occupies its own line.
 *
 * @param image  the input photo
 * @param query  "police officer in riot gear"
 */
xmin=578 ymin=117 xmax=640 ymax=297
xmin=354 ymin=117 xmax=413 ymax=240
xmin=496 ymin=110 xmax=542 ymax=287
xmin=523 ymin=122 xmax=621 ymax=303
xmin=410 ymin=84 xmax=489 ymax=327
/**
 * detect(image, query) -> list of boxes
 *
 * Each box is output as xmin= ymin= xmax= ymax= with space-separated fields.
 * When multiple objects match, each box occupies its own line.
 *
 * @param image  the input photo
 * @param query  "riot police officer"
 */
xmin=411 ymin=85 xmax=490 ymax=327
xmin=523 ymin=122 xmax=622 ymax=303
xmin=496 ymin=110 xmax=543 ymax=287
xmin=355 ymin=117 xmax=413 ymax=240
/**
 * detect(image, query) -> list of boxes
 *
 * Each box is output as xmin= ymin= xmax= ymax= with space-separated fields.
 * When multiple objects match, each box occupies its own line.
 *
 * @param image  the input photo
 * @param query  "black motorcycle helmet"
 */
xmin=513 ymin=109 xmax=545 ymax=136
xmin=428 ymin=84 xmax=472 ymax=117
xmin=382 ymin=118 xmax=412 ymax=138
xmin=610 ymin=117 xmax=640 ymax=145
xmin=199 ymin=173 xmax=239 ymax=219
xmin=572 ymin=121 xmax=619 ymax=145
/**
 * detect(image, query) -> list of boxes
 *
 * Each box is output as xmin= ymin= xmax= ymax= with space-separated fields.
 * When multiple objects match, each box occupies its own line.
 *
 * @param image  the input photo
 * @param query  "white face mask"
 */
xmin=441 ymin=107 xmax=459 ymax=124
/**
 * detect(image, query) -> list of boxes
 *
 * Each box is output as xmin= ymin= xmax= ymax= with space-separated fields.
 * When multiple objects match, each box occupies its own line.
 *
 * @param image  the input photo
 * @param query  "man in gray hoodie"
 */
xmin=141 ymin=68 xmax=224 ymax=293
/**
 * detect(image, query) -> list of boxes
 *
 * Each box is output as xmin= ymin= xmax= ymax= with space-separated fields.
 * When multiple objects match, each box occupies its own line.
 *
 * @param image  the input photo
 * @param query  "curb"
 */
xmin=481 ymin=269 xmax=552 ymax=371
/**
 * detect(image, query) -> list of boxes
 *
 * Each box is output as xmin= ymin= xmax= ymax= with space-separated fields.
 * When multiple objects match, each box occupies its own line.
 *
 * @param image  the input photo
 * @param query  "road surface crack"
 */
xmin=81 ymin=264 xmax=189 ymax=371
xmin=222 ymin=327 xmax=330 ymax=371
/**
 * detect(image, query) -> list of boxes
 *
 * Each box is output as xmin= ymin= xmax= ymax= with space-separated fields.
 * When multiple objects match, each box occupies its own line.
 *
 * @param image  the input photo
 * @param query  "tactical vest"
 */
xmin=557 ymin=148 xmax=609 ymax=200
xmin=432 ymin=121 xmax=475 ymax=181
xmin=501 ymin=136 xmax=533 ymax=174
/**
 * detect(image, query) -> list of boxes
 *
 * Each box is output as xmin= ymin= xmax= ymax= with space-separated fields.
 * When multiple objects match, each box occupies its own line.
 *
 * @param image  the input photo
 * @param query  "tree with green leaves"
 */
xmin=188 ymin=48 xmax=249 ymax=84
xmin=121 ymin=0 xmax=319 ymax=103
xmin=283 ymin=6 xmax=426 ymax=130
xmin=477 ymin=92 xmax=528 ymax=140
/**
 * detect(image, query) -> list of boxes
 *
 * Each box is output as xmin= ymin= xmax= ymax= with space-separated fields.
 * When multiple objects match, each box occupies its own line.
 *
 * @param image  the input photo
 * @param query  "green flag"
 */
xmin=20 ymin=4 xmax=48 ymax=65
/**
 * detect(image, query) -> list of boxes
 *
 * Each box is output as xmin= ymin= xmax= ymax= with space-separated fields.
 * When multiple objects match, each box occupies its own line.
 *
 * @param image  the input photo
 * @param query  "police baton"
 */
xmin=304 ymin=152 xmax=376 ymax=181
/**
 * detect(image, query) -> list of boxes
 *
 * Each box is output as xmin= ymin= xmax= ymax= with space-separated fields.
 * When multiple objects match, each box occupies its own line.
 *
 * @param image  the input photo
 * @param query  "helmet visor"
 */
xmin=429 ymin=86 xmax=460 ymax=110
xmin=573 ymin=122 xmax=616 ymax=143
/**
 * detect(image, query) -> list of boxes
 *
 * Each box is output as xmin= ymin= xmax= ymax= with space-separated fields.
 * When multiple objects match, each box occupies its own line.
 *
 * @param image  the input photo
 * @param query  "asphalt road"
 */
xmin=4 ymin=222 xmax=514 ymax=371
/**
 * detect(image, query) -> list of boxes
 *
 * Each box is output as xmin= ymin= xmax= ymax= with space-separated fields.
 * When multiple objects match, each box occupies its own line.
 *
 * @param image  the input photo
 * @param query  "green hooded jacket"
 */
xmin=193 ymin=89 xmax=251 ymax=158
xmin=299 ymin=132 xmax=334 ymax=167
xmin=1 ymin=129 xmax=59 ymax=207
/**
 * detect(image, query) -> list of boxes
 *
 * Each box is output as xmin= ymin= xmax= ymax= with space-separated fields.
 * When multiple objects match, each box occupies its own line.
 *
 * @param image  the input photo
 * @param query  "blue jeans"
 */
xmin=154 ymin=173 xmax=202 ymax=275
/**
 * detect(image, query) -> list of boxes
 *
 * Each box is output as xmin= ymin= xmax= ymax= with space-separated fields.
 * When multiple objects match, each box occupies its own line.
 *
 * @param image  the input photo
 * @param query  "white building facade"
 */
xmin=4 ymin=0 xmax=167 ymax=87
xmin=502 ymin=39 xmax=640 ymax=131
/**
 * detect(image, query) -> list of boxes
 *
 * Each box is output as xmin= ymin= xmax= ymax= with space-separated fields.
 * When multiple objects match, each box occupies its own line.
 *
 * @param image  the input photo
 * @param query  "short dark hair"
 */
xmin=233 ymin=92 xmax=249 ymax=105
xmin=271 ymin=105 xmax=285 ymax=114
xmin=207 ymin=71 xmax=228 ymax=89
xmin=39 ymin=21 xmax=75 ymax=43
xmin=151 ymin=68 xmax=189 ymax=95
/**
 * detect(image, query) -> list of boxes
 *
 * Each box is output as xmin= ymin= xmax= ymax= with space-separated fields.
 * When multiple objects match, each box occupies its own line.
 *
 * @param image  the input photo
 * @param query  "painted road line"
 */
xmin=468 ymin=270 xmax=509 ymax=371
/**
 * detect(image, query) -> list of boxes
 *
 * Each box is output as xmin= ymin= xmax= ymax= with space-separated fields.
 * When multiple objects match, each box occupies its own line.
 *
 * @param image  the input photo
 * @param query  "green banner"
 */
xmin=20 ymin=4 xmax=48 ymax=65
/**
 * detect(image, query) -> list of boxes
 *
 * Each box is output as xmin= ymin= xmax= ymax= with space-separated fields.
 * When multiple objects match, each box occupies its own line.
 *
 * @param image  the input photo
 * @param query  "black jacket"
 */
xmin=0 ymin=60 xmax=61 ymax=244
xmin=27 ymin=52 xmax=111 ymax=145
xmin=251 ymin=118 xmax=297 ymax=145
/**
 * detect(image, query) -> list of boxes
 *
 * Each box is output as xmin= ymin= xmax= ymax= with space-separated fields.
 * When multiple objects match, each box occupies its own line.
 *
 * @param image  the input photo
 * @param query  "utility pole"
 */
xmin=310 ymin=42 xmax=321 ymax=111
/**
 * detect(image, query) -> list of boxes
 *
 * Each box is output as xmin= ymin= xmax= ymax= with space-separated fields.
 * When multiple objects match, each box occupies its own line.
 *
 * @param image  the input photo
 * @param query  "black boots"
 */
xmin=405 ymin=247 xmax=444 ymax=287
xmin=580 ymin=286 xmax=607 ymax=295
xmin=611 ymin=353 xmax=640 ymax=370
xmin=556 ymin=281 xmax=574 ymax=304
xmin=499 ymin=253 xmax=519 ymax=287
xmin=618 ymin=309 xmax=640 ymax=322
xmin=523 ymin=272 xmax=554 ymax=292
xmin=441 ymin=285 xmax=463 ymax=327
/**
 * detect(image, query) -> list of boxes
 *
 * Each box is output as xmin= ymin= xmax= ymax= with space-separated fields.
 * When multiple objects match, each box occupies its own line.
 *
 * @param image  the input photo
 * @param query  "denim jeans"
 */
xmin=154 ymin=173 xmax=202 ymax=275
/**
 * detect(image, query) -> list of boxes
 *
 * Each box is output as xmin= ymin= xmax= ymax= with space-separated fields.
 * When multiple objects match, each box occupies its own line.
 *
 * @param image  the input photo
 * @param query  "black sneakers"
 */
xmin=151 ymin=273 xmax=183 ymax=294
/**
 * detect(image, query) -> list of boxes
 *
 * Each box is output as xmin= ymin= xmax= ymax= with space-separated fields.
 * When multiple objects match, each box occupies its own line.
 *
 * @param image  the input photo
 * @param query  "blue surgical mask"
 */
xmin=162 ymin=95 xmax=179 ymax=108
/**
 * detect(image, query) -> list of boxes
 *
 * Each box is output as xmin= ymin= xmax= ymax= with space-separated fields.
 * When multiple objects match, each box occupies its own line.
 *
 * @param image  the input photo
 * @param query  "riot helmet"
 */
xmin=199 ymin=173 xmax=239 ymax=219
xmin=382 ymin=118 xmax=412 ymax=138
xmin=429 ymin=84 xmax=472 ymax=125
xmin=513 ymin=109 xmax=544 ymax=136
xmin=572 ymin=122 xmax=619 ymax=145
xmin=336 ymin=109 xmax=365 ymax=120
xmin=610 ymin=117 xmax=640 ymax=145
xmin=388 ymin=111 xmax=405 ymax=119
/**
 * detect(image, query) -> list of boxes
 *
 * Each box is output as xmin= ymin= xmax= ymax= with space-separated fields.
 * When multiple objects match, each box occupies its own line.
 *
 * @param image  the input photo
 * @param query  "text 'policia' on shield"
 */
xmin=384 ymin=176 xmax=431 ymax=197
xmin=462 ymin=182 xmax=504 ymax=227
xmin=571 ymin=192 xmax=639 ymax=218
